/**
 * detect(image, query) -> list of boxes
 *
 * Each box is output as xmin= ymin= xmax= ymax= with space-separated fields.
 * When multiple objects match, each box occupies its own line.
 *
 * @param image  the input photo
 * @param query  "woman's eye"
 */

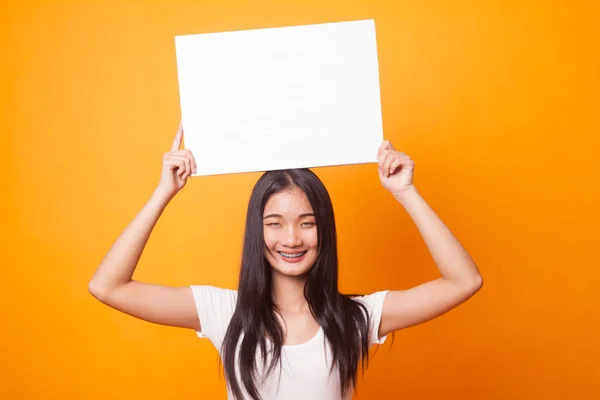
xmin=301 ymin=222 xmax=316 ymax=227
xmin=266 ymin=223 xmax=281 ymax=227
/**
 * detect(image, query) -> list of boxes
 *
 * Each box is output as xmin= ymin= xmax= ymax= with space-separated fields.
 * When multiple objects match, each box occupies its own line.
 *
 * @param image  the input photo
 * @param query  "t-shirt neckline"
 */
xmin=266 ymin=326 xmax=324 ymax=349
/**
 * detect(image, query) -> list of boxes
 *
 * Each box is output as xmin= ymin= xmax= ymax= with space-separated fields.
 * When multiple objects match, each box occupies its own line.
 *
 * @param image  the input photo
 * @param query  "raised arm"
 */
xmin=88 ymin=122 xmax=201 ymax=330
xmin=375 ymin=141 xmax=483 ymax=337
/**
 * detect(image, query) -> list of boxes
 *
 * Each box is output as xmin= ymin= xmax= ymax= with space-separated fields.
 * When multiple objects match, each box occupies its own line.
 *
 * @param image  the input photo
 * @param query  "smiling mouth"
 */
xmin=277 ymin=251 xmax=307 ymax=259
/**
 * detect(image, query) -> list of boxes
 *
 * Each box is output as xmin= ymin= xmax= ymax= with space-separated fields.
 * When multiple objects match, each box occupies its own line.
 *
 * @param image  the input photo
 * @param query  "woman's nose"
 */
xmin=283 ymin=227 xmax=302 ymax=246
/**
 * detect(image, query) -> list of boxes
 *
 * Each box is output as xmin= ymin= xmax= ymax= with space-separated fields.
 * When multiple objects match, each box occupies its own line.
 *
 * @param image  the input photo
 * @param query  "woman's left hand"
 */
xmin=377 ymin=140 xmax=415 ymax=194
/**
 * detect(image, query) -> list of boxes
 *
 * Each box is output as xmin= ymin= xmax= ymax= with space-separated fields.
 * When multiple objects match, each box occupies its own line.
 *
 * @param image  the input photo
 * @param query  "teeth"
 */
xmin=279 ymin=251 xmax=306 ymax=258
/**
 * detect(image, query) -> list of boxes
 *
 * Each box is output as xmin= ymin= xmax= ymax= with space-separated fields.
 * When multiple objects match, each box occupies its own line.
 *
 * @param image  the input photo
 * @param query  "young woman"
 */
xmin=89 ymin=123 xmax=482 ymax=400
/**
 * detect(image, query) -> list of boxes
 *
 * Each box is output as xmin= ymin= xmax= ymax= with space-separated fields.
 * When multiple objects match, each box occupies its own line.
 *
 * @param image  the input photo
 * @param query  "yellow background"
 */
xmin=2 ymin=0 xmax=599 ymax=398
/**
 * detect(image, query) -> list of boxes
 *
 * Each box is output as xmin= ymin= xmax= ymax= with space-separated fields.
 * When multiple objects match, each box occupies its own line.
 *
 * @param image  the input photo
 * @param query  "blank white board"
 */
xmin=174 ymin=19 xmax=384 ymax=176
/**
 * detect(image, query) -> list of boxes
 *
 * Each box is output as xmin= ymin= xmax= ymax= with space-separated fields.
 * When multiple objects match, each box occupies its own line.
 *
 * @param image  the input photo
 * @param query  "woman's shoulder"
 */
xmin=190 ymin=284 xmax=237 ymax=293
xmin=347 ymin=290 xmax=390 ymax=346
xmin=348 ymin=290 xmax=389 ymax=303
xmin=348 ymin=290 xmax=390 ymax=316
xmin=189 ymin=285 xmax=238 ymax=306
xmin=188 ymin=285 xmax=238 ymax=344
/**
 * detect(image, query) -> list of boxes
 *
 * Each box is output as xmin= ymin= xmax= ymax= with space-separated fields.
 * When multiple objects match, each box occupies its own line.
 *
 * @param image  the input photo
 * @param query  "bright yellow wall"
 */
xmin=2 ymin=0 xmax=598 ymax=398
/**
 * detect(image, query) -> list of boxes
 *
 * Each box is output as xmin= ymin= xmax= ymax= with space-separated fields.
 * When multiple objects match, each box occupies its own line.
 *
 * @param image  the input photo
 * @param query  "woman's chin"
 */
xmin=272 ymin=263 xmax=313 ymax=278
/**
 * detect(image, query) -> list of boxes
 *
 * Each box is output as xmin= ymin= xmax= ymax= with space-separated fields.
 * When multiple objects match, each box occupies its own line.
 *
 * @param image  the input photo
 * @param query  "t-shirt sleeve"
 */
xmin=354 ymin=290 xmax=390 ymax=346
xmin=189 ymin=285 xmax=237 ymax=349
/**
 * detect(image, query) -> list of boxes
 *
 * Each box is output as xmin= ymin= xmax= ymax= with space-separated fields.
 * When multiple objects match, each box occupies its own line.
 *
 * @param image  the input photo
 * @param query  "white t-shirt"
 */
xmin=190 ymin=285 xmax=389 ymax=400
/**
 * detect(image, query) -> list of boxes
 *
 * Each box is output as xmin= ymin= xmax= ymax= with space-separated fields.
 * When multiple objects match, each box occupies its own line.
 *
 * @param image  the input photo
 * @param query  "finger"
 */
xmin=184 ymin=149 xmax=197 ymax=174
xmin=390 ymin=155 xmax=413 ymax=175
xmin=382 ymin=152 xmax=395 ymax=177
xmin=380 ymin=150 xmax=395 ymax=173
xmin=378 ymin=148 xmax=390 ymax=170
xmin=177 ymin=161 xmax=187 ymax=177
xmin=172 ymin=149 xmax=197 ymax=174
xmin=182 ymin=155 xmax=192 ymax=178
xmin=165 ymin=154 xmax=186 ymax=173
xmin=377 ymin=140 xmax=391 ymax=158
xmin=175 ymin=155 xmax=188 ymax=177
xmin=191 ymin=153 xmax=197 ymax=174
xmin=171 ymin=121 xmax=184 ymax=152
xmin=389 ymin=158 xmax=403 ymax=176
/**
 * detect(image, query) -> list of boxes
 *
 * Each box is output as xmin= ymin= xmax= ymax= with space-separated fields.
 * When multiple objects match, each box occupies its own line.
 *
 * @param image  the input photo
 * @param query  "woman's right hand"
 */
xmin=155 ymin=121 xmax=197 ymax=199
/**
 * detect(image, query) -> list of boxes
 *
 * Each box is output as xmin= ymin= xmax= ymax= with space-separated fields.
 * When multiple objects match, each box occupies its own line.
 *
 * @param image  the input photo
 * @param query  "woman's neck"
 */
xmin=271 ymin=272 xmax=309 ymax=313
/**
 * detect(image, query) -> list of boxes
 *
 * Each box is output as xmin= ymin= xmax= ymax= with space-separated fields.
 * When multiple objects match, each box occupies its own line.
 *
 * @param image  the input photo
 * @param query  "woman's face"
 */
xmin=263 ymin=187 xmax=319 ymax=277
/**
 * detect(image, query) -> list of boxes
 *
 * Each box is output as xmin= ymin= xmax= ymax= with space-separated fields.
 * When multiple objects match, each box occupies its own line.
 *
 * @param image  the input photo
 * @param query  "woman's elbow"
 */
xmin=468 ymin=271 xmax=483 ymax=295
xmin=88 ymin=279 xmax=110 ymax=302
xmin=456 ymin=269 xmax=483 ymax=297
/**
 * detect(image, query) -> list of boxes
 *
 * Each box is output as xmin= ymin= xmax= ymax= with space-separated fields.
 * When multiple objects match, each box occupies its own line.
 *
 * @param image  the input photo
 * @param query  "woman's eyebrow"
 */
xmin=298 ymin=213 xmax=315 ymax=218
xmin=263 ymin=213 xmax=315 ymax=219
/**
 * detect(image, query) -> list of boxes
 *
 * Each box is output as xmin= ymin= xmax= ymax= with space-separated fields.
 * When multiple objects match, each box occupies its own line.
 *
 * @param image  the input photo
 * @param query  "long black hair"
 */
xmin=221 ymin=168 xmax=372 ymax=399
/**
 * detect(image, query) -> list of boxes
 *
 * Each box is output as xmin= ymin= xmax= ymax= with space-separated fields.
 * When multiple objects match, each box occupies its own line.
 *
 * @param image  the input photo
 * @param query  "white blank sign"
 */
xmin=174 ymin=19 xmax=384 ymax=176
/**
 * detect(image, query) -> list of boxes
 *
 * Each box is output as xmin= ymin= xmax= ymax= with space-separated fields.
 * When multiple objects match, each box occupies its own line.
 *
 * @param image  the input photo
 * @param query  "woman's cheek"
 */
xmin=263 ymin=230 xmax=277 ymax=247
xmin=306 ymin=229 xmax=318 ymax=248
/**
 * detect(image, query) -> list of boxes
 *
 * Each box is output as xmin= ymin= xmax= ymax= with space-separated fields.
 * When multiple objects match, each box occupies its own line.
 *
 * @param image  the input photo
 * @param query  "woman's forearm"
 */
xmin=394 ymin=186 xmax=482 ymax=287
xmin=88 ymin=189 xmax=173 ymax=297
